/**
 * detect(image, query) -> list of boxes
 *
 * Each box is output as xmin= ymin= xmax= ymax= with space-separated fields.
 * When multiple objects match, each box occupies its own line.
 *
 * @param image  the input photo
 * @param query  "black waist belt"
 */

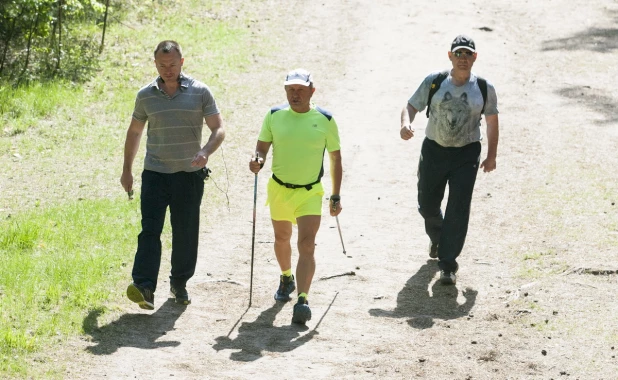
xmin=272 ymin=174 xmax=320 ymax=191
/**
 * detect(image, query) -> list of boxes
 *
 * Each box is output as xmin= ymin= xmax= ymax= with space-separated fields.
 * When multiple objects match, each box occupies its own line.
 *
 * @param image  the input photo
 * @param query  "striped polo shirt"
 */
xmin=132 ymin=73 xmax=220 ymax=173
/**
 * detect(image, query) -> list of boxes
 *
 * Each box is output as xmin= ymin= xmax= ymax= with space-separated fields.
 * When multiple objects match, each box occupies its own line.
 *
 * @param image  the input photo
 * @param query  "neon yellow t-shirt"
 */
xmin=258 ymin=104 xmax=341 ymax=185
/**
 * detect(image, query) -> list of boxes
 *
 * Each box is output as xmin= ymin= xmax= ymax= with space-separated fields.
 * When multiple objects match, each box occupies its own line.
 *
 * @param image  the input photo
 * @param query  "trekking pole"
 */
xmin=332 ymin=199 xmax=346 ymax=255
xmin=336 ymin=216 xmax=346 ymax=254
xmin=249 ymin=153 xmax=259 ymax=307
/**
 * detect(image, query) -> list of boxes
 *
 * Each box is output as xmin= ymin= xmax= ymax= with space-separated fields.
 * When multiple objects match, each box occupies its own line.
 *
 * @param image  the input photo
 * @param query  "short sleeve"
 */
xmin=484 ymin=80 xmax=499 ymax=116
xmin=257 ymin=110 xmax=273 ymax=143
xmin=202 ymin=86 xmax=220 ymax=117
xmin=325 ymin=117 xmax=341 ymax=153
xmin=408 ymin=72 xmax=442 ymax=112
xmin=132 ymin=95 xmax=147 ymax=122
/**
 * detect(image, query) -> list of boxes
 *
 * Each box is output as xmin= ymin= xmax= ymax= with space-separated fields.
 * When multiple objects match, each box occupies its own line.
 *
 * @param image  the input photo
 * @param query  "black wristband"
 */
xmin=330 ymin=195 xmax=341 ymax=203
xmin=255 ymin=154 xmax=264 ymax=169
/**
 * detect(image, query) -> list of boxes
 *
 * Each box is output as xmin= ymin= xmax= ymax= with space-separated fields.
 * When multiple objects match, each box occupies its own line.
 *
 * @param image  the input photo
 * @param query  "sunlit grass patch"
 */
xmin=0 ymin=198 xmax=144 ymax=375
xmin=0 ymin=82 xmax=85 ymax=140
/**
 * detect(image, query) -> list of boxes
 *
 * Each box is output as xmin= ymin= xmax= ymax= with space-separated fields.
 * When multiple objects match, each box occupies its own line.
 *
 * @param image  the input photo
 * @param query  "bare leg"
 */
xmin=272 ymin=220 xmax=293 ymax=272
xmin=295 ymin=215 xmax=321 ymax=295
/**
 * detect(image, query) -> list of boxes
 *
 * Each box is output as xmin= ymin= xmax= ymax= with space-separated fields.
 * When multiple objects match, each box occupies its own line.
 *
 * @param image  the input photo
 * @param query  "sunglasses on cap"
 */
xmin=453 ymin=50 xmax=475 ymax=58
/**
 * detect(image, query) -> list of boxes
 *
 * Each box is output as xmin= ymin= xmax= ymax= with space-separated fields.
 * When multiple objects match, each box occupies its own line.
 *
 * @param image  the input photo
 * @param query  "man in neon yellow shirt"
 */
xmin=249 ymin=68 xmax=343 ymax=324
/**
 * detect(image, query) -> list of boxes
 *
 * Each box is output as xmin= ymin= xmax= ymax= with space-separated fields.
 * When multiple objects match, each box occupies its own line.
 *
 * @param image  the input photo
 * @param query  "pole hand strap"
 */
xmin=330 ymin=195 xmax=340 ymax=211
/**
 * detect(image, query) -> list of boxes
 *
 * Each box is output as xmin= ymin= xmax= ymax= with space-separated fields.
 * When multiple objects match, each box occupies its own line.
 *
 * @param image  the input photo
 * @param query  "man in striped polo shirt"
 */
xmin=249 ymin=68 xmax=343 ymax=324
xmin=121 ymin=40 xmax=225 ymax=310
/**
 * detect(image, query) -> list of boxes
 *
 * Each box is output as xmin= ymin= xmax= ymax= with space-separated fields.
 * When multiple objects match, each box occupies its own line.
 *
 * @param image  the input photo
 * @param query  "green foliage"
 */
xmin=0 ymin=0 xmax=114 ymax=83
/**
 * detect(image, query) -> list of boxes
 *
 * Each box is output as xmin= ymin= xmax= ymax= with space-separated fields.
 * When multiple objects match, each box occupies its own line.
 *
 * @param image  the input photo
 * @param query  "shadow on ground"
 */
xmin=555 ymin=86 xmax=618 ymax=125
xmin=542 ymin=27 xmax=618 ymax=52
xmin=542 ymin=10 xmax=618 ymax=53
xmin=542 ymin=11 xmax=618 ymax=124
xmin=83 ymin=298 xmax=185 ymax=355
xmin=369 ymin=259 xmax=477 ymax=329
xmin=212 ymin=294 xmax=341 ymax=362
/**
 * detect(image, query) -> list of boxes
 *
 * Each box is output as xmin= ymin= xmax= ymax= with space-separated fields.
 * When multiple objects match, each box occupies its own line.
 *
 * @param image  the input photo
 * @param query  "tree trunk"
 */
xmin=49 ymin=6 xmax=57 ymax=72
xmin=56 ymin=0 xmax=63 ymax=73
xmin=0 ymin=11 xmax=20 ymax=76
xmin=99 ymin=0 xmax=110 ymax=54
xmin=19 ymin=6 xmax=41 ymax=83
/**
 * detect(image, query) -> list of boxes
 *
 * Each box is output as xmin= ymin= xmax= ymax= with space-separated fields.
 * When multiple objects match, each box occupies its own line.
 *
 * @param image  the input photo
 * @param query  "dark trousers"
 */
xmin=131 ymin=169 xmax=205 ymax=291
xmin=417 ymin=138 xmax=481 ymax=273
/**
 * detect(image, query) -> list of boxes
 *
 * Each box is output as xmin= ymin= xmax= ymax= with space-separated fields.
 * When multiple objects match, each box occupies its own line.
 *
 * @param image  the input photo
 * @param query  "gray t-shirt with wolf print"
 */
xmin=408 ymin=71 xmax=498 ymax=148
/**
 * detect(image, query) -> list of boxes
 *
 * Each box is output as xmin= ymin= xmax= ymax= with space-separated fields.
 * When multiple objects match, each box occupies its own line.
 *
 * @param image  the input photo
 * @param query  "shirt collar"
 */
xmin=150 ymin=73 xmax=189 ymax=90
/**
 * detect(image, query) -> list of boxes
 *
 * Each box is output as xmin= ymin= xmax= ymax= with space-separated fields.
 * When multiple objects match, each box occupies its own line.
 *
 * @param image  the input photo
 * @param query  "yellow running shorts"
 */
xmin=266 ymin=177 xmax=324 ymax=224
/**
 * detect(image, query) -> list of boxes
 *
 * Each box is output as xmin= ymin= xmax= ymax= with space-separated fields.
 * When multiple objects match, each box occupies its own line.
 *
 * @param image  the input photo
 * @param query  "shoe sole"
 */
xmin=170 ymin=288 xmax=191 ymax=305
xmin=274 ymin=283 xmax=296 ymax=302
xmin=175 ymin=298 xmax=191 ymax=305
xmin=292 ymin=305 xmax=312 ymax=324
xmin=274 ymin=295 xmax=293 ymax=302
xmin=127 ymin=284 xmax=154 ymax=310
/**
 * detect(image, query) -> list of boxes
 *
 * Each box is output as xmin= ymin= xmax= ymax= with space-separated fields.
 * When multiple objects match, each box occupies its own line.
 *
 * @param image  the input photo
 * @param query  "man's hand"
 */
xmin=120 ymin=170 xmax=133 ymax=193
xmin=330 ymin=196 xmax=342 ymax=217
xmin=480 ymin=157 xmax=496 ymax=173
xmin=249 ymin=154 xmax=264 ymax=174
xmin=191 ymin=149 xmax=209 ymax=168
xmin=400 ymin=125 xmax=414 ymax=140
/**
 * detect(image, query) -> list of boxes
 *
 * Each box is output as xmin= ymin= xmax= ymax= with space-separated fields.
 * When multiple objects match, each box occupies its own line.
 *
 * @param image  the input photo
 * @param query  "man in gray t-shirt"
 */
xmin=400 ymin=34 xmax=500 ymax=286
xmin=120 ymin=40 xmax=225 ymax=310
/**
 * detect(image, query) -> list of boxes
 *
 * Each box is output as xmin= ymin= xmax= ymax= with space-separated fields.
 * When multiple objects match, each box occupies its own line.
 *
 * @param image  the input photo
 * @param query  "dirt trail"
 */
xmin=68 ymin=0 xmax=618 ymax=378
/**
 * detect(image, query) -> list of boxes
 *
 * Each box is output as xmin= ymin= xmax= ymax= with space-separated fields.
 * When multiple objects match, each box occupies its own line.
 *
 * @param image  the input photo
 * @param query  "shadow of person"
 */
xmin=83 ymin=298 xmax=186 ymax=355
xmin=213 ymin=301 xmax=319 ymax=362
xmin=369 ymin=259 xmax=477 ymax=329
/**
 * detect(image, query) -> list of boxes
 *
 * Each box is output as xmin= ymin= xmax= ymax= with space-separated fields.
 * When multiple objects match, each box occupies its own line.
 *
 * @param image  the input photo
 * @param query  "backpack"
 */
xmin=425 ymin=71 xmax=487 ymax=118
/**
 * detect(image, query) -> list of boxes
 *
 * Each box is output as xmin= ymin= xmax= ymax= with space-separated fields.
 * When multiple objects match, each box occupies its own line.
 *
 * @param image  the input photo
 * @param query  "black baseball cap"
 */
xmin=451 ymin=35 xmax=476 ymax=52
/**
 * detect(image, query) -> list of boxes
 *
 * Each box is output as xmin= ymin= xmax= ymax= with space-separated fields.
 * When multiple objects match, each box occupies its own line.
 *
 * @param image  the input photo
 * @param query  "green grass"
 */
xmin=0 ymin=198 xmax=150 ymax=375
xmin=0 ymin=82 xmax=85 ymax=139
xmin=0 ymin=0 xmax=277 ymax=377
xmin=517 ymin=251 xmax=569 ymax=279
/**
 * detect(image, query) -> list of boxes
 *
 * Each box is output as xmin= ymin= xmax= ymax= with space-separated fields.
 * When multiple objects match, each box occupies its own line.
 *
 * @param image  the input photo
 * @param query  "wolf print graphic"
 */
xmin=434 ymin=91 xmax=472 ymax=146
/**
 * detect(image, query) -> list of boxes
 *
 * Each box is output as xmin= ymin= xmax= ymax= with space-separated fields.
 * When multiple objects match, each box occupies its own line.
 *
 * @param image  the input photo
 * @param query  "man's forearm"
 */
xmin=202 ymin=127 xmax=225 ymax=156
xmin=401 ymin=103 xmax=417 ymax=126
xmin=400 ymin=107 xmax=410 ymax=127
xmin=330 ymin=154 xmax=342 ymax=195
xmin=485 ymin=115 xmax=499 ymax=159
xmin=202 ymin=113 xmax=225 ymax=156
xmin=486 ymin=129 xmax=498 ymax=159
xmin=123 ymin=131 xmax=142 ymax=172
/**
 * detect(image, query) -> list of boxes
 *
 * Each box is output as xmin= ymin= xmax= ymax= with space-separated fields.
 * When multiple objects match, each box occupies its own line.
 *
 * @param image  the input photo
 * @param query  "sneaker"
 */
xmin=127 ymin=283 xmax=154 ymax=310
xmin=292 ymin=296 xmax=312 ymax=324
xmin=439 ymin=270 xmax=456 ymax=285
xmin=428 ymin=241 xmax=439 ymax=259
xmin=274 ymin=275 xmax=296 ymax=302
xmin=170 ymin=286 xmax=191 ymax=305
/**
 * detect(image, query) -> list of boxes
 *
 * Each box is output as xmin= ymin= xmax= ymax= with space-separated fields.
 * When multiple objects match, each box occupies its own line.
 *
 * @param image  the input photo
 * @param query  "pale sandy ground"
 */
xmin=62 ymin=0 xmax=617 ymax=379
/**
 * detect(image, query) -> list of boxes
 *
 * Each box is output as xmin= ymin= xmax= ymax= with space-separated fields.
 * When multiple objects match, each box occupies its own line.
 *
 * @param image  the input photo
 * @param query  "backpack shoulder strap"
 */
xmin=426 ymin=71 xmax=449 ymax=118
xmin=476 ymin=77 xmax=487 ymax=114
